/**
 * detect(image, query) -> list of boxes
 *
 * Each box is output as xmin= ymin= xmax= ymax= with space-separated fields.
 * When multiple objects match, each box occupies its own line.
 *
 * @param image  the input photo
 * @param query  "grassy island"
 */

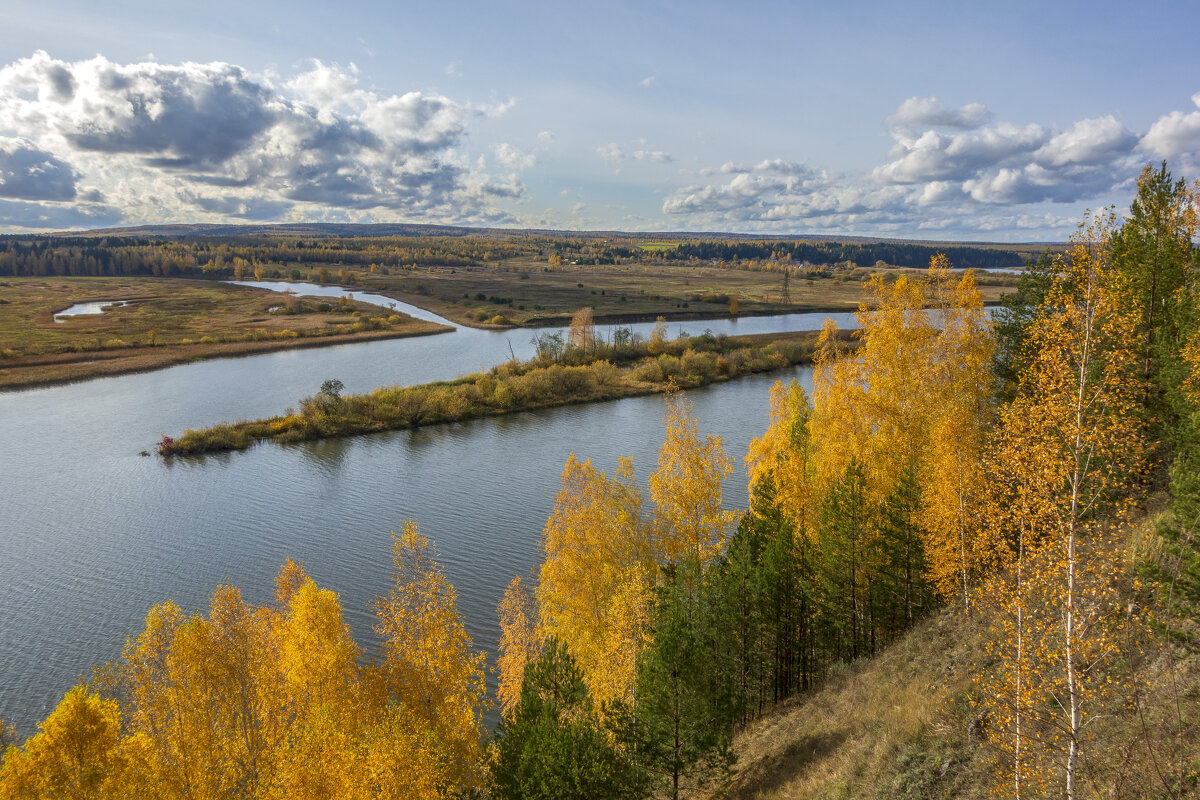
xmin=159 ymin=328 xmax=849 ymax=456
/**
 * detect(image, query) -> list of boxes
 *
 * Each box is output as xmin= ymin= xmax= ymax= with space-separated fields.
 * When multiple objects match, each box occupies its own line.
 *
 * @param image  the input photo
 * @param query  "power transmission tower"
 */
xmin=780 ymin=269 xmax=791 ymax=304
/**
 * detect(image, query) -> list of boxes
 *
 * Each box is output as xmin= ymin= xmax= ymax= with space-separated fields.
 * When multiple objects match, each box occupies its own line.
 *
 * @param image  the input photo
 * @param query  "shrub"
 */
xmin=680 ymin=348 xmax=717 ymax=381
xmin=632 ymin=359 xmax=665 ymax=383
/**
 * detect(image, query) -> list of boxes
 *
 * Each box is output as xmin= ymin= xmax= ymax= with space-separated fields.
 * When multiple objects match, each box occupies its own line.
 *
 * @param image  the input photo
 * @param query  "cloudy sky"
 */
xmin=1 ymin=0 xmax=1198 ymax=240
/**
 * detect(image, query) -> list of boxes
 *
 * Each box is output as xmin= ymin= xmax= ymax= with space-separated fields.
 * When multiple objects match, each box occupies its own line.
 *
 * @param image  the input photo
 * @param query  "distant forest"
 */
xmin=0 ymin=230 xmax=1028 ymax=278
xmin=662 ymin=239 xmax=1024 ymax=268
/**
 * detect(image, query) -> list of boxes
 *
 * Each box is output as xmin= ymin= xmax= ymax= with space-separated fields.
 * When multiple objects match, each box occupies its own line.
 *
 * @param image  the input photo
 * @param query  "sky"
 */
xmin=0 ymin=0 xmax=1198 ymax=240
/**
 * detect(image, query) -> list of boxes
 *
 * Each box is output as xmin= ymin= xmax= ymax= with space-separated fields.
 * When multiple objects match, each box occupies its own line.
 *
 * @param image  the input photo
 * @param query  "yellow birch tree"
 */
xmin=373 ymin=521 xmax=488 ymax=796
xmin=537 ymin=454 xmax=652 ymax=705
xmin=649 ymin=393 xmax=737 ymax=568
xmin=978 ymin=213 xmax=1146 ymax=800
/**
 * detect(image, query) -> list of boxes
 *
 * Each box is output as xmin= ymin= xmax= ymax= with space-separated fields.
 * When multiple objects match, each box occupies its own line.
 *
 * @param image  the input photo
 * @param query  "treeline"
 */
xmin=0 ymin=230 xmax=1028 ymax=279
xmin=486 ymin=257 xmax=994 ymax=797
xmin=0 ymin=234 xmax=554 ymax=277
xmin=661 ymin=239 xmax=1024 ymax=269
xmin=160 ymin=322 xmax=834 ymax=456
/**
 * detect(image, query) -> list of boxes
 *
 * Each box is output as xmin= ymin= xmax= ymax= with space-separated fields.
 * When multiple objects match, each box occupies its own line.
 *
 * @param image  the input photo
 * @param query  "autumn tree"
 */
xmin=745 ymin=379 xmax=815 ymax=532
xmin=568 ymin=306 xmax=596 ymax=353
xmin=807 ymin=257 xmax=993 ymax=609
xmin=647 ymin=316 xmax=669 ymax=355
xmin=496 ymin=576 xmax=542 ymax=718
xmin=536 ymin=454 xmax=651 ymax=706
xmin=979 ymin=213 xmax=1147 ymax=800
xmin=373 ymin=521 xmax=488 ymax=795
xmin=649 ymin=393 xmax=737 ymax=568
xmin=0 ymin=687 xmax=149 ymax=800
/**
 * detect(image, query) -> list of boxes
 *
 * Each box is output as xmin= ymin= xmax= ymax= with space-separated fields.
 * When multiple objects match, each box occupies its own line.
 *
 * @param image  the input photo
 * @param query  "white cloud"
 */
xmin=662 ymin=96 xmax=1163 ymax=237
xmin=885 ymin=96 xmax=991 ymax=136
xmin=1034 ymin=115 xmax=1137 ymax=167
xmin=597 ymin=141 xmax=672 ymax=166
xmin=0 ymin=51 xmax=525 ymax=228
xmin=494 ymin=142 xmax=536 ymax=170
xmin=1141 ymin=91 xmax=1200 ymax=170
xmin=639 ymin=76 xmax=655 ymax=87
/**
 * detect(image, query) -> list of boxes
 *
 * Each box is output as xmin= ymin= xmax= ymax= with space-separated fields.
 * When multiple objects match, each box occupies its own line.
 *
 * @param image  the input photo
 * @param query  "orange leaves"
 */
xmin=976 ymin=212 xmax=1150 ymax=799
xmin=0 ymin=687 xmax=135 ymax=800
xmin=807 ymin=256 xmax=995 ymax=607
xmin=746 ymin=379 xmax=813 ymax=531
xmin=496 ymin=576 xmax=542 ymax=718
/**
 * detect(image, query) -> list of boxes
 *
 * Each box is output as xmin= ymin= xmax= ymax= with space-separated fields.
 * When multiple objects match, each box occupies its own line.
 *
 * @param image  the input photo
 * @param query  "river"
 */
xmin=0 ymin=282 xmax=850 ymax=733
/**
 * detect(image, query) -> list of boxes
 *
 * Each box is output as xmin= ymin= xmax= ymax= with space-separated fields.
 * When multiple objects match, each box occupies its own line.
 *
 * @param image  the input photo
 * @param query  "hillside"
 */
xmin=717 ymin=505 xmax=1200 ymax=800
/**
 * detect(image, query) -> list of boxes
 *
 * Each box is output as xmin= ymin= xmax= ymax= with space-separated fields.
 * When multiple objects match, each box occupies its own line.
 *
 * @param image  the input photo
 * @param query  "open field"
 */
xmin=344 ymin=259 xmax=1019 ymax=328
xmin=0 ymin=277 xmax=450 ymax=389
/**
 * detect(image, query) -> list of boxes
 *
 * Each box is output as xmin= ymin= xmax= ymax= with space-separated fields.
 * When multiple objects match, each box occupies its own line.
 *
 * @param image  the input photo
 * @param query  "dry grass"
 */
xmin=717 ymin=611 xmax=989 ymax=800
xmin=0 ymin=277 xmax=450 ymax=389
xmin=715 ymin=505 xmax=1200 ymax=800
xmin=352 ymin=261 xmax=1018 ymax=329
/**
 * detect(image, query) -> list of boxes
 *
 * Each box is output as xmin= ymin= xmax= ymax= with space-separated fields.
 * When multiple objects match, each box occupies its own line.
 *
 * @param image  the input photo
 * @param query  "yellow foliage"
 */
xmin=808 ymin=255 xmax=994 ymax=606
xmin=649 ymin=393 xmax=737 ymax=567
xmin=496 ymin=576 xmax=542 ymax=718
xmin=537 ymin=454 xmax=652 ymax=705
xmin=746 ymin=379 xmax=814 ymax=530
xmin=977 ymin=212 xmax=1147 ymax=798
xmin=0 ymin=687 xmax=134 ymax=800
xmin=374 ymin=521 xmax=487 ymax=794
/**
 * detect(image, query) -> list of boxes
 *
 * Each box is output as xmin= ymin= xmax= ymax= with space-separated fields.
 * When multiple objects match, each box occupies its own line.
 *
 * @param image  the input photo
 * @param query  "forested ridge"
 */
xmin=2 ymin=163 xmax=1198 ymax=799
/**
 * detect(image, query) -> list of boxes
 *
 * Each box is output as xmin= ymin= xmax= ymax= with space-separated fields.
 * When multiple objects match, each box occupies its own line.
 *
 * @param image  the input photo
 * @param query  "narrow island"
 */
xmin=158 ymin=325 xmax=852 ymax=456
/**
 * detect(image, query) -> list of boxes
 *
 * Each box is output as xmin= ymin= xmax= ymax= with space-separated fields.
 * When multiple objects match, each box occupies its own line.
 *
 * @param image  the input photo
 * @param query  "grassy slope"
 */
xmin=716 ymin=509 xmax=1200 ymax=800
xmin=717 ymin=611 xmax=988 ymax=800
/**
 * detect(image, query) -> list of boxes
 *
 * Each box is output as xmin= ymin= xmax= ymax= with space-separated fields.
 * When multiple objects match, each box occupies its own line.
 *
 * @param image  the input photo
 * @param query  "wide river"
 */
xmin=0 ymin=282 xmax=857 ymax=734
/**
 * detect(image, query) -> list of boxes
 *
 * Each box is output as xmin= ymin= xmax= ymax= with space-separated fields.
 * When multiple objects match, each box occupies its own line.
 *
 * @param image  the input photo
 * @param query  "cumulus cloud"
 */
xmin=0 ymin=51 xmax=523 ymax=228
xmin=1141 ymin=91 xmax=1200 ymax=170
xmin=663 ymin=97 xmax=1167 ymax=238
xmin=869 ymin=107 xmax=1141 ymax=207
xmin=885 ymin=97 xmax=991 ymax=135
xmin=0 ymin=137 xmax=77 ymax=200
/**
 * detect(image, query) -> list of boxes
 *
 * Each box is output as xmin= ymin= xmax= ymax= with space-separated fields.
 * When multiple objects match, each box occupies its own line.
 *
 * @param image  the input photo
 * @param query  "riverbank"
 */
xmin=0 ymin=322 xmax=452 ymax=391
xmin=0 ymin=277 xmax=454 ymax=390
xmin=160 ymin=329 xmax=849 ymax=456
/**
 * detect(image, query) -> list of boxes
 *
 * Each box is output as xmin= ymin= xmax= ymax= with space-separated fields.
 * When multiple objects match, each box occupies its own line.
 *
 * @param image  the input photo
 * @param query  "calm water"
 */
xmin=53 ymin=300 xmax=130 ymax=322
xmin=0 ymin=282 xmax=843 ymax=734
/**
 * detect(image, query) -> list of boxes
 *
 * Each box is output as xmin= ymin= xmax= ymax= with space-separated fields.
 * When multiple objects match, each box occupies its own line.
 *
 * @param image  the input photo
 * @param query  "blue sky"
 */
xmin=0 ymin=0 xmax=1197 ymax=239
